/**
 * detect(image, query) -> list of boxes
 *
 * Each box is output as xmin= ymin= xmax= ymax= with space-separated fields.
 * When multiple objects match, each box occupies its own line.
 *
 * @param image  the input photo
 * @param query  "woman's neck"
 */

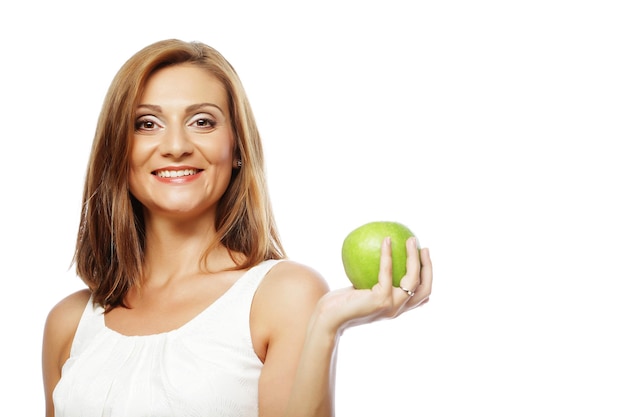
xmin=140 ymin=213 xmax=232 ymax=285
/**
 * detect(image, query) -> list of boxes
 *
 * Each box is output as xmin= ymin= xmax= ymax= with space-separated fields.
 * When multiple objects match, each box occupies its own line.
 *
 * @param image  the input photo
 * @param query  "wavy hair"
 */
xmin=73 ymin=39 xmax=285 ymax=310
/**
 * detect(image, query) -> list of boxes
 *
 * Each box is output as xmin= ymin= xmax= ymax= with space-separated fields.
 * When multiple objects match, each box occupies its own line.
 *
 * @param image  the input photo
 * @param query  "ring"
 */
xmin=399 ymin=286 xmax=415 ymax=297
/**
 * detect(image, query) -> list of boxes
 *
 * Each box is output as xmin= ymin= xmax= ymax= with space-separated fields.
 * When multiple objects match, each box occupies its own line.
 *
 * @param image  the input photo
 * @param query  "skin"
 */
xmin=42 ymin=64 xmax=433 ymax=417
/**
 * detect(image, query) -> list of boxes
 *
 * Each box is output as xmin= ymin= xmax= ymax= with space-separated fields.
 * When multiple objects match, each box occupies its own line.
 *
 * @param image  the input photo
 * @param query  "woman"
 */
xmin=42 ymin=39 xmax=432 ymax=417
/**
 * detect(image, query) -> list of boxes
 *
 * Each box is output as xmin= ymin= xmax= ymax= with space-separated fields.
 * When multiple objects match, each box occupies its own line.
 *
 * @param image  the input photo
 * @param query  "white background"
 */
xmin=1 ymin=1 xmax=625 ymax=415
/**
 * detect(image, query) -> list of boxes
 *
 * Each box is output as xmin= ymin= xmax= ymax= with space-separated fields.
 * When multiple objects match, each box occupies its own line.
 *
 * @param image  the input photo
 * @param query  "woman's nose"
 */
xmin=159 ymin=125 xmax=193 ymax=158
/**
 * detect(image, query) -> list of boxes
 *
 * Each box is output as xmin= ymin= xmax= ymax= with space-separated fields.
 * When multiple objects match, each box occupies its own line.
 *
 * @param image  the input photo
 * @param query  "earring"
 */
xmin=236 ymin=159 xmax=242 ymax=168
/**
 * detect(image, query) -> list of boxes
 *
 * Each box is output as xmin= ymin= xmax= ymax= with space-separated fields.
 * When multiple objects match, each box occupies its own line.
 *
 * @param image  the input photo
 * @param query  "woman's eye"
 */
xmin=135 ymin=117 xmax=159 ymax=131
xmin=191 ymin=116 xmax=216 ymax=128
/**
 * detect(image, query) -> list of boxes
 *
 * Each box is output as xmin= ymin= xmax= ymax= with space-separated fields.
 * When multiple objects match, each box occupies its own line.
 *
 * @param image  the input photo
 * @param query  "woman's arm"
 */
xmin=42 ymin=289 xmax=91 ymax=417
xmin=253 ymin=261 xmax=332 ymax=417
xmin=281 ymin=305 xmax=340 ymax=416
xmin=256 ymin=238 xmax=432 ymax=417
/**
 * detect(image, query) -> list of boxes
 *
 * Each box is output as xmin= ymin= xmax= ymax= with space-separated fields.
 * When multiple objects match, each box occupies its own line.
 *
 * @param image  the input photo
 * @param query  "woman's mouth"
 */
xmin=153 ymin=169 xmax=202 ymax=178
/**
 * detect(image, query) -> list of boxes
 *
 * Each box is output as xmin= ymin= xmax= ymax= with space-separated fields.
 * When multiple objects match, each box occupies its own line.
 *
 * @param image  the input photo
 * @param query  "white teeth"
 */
xmin=156 ymin=169 xmax=198 ymax=178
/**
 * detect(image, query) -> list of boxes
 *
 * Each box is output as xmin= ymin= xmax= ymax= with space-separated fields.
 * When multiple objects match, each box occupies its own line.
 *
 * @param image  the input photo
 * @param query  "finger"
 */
xmin=393 ymin=237 xmax=420 ymax=310
xmin=404 ymin=295 xmax=430 ymax=312
xmin=413 ymin=247 xmax=433 ymax=302
xmin=376 ymin=236 xmax=393 ymax=295
xmin=400 ymin=247 xmax=432 ymax=311
xmin=399 ymin=236 xmax=420 ymax=292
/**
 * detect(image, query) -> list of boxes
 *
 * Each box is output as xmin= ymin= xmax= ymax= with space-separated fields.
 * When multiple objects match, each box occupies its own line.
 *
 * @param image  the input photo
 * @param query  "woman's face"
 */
xmin=129 ymin=64 xmax=237 ymax=221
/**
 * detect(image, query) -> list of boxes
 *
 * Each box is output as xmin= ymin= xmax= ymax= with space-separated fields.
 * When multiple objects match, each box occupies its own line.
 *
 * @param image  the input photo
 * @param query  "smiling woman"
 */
xmin=129 ymin=65 xmax=237 ymax=221
xmin=41 ymin=39 xmax=433 ymax=417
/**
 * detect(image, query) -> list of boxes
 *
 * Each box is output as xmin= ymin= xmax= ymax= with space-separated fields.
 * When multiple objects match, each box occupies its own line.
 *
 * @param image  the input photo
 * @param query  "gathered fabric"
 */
xmin=53 ymin=259 xmax=282 ymax=417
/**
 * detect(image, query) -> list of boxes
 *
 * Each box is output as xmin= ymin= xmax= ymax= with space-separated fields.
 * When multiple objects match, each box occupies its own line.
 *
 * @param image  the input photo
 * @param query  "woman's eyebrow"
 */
xmin=185 ymin=102 xmax=225 ymax=115
xmin=136 ymin=104 xmax=162 ymax=113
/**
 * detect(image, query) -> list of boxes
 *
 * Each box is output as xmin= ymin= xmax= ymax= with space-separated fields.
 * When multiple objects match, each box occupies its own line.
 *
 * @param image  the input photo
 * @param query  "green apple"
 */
xmin=341 ymin=221 xmax=419 ymax=289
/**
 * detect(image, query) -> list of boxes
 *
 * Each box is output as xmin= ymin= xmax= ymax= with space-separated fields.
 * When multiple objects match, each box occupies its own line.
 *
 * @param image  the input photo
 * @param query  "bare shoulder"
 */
xmin=42 ymin=288 xmax=92 ymax=408
xmin=45 ymin=289 xmax=92 ymax=330
xmin=257 ymin=260 xmax=330 ymax=304
xmin=253 ymin=260 xmax=330 ymax=323
xmin=251 ymin=260 xmax=330 ymax=361
xmin=43 ymin=289 xmax=92 ymax=365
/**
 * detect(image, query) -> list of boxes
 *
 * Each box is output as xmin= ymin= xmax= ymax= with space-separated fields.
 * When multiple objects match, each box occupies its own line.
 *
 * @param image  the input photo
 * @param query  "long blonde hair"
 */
xmin=74 ymin=39 xmax=285 ymax=309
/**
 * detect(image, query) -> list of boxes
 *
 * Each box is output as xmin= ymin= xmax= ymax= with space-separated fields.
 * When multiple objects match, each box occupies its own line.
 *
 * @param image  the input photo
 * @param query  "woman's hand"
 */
xmin=316 ymin=236 xmax=432 ymax=335
xmin=279 ymin=237 xmax=431 ymax=416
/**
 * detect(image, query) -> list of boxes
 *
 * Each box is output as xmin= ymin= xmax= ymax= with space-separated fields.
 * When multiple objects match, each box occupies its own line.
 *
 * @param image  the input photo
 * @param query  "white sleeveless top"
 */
xmin=53 ymin=260 xmax=282 ymax=417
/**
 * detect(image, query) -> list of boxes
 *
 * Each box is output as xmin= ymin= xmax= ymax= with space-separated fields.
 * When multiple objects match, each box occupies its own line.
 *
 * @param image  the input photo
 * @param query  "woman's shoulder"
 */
xmin=261 ymin=259 xmax=330 ymax=299
xmin=43 ymin=289 xmax=92 ymax=382
xmin=46 ymin=289 xmax=92 ymax=324
xmin=251 ymin=260 xmax=330 ymax=360
xmin=253 ymin=260 xmax=329 ymax=323
xmin=44 ymin=289 xmax=92 ymax=350
xmin=252 ymin=260 xmax=329 ymax=315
